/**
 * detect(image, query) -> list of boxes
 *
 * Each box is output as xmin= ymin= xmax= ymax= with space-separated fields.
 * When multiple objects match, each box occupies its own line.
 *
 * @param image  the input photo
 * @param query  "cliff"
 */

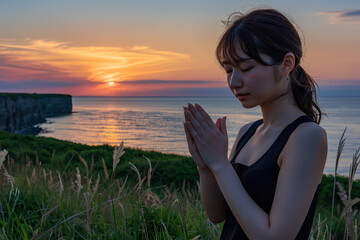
xmin=0 ymin=93 xmax=72 ymax=134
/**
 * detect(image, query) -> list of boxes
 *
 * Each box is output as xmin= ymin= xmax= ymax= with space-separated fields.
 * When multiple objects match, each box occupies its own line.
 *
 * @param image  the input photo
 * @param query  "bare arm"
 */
xmin=211 ymin=123 xmax=327 ymax=239
xmin=184 ymin=105 xmax=253 ymax=223
xmin=197 ymin=122 xmax=253 ymax=223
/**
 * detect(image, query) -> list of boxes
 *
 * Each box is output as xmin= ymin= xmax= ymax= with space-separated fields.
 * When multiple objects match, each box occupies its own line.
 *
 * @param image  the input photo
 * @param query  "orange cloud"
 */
xmin=0 ymin=38 xmax=191 ymax=86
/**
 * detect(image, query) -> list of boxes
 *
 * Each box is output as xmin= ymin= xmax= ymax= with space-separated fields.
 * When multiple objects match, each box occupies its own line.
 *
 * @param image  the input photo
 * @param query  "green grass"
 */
xmin=0 ymin=130 xmax=359 ymax=239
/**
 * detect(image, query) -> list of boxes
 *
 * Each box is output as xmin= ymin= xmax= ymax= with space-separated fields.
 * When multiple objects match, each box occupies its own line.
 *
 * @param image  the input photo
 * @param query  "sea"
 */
xmin=36 ymin=96 xmax=360 ymax=177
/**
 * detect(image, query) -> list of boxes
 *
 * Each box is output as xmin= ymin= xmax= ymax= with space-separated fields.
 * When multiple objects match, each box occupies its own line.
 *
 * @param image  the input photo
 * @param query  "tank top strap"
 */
xmin=267 ymin=115 xmax=315 ymax=162
xmin=230 ymin=119 xmax=263 ymax=163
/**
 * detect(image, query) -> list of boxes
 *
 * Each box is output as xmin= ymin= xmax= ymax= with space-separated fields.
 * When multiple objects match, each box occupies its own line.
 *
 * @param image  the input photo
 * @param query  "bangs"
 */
xmin=216 ymin=25 xmax=274 ymax=68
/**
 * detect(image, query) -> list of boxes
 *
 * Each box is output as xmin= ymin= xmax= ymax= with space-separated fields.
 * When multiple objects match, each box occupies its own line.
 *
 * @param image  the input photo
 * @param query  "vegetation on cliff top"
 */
xmin=0 ymin=93 xmax=71 ymax=101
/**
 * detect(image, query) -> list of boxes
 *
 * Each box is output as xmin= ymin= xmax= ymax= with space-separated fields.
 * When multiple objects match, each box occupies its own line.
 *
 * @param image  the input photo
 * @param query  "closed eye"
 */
xmin=242 ymin=66 xmax=254 ymax=72
xmin=225 ymin=66 xmax=253 ymax=74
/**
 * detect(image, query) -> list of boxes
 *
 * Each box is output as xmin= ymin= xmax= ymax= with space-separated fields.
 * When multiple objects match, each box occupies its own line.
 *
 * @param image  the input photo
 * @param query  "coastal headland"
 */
xmin=0 ymin=93 xmax=72 ymax=134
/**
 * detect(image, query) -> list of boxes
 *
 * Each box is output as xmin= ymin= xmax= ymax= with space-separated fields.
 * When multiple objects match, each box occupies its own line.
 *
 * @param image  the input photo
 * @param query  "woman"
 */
xmin=183 ymin=8 xmax=327 ymax=239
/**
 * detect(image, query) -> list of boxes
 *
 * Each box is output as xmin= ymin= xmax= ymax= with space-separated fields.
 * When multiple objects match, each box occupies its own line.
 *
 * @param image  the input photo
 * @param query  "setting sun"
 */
xmin=109 ymin=82 xmax=114 ymax=85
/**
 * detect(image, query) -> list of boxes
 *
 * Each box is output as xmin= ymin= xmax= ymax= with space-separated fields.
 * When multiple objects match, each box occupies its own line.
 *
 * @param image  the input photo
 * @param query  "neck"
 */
xmin=259 ymin=91 xmax=304 ymax=130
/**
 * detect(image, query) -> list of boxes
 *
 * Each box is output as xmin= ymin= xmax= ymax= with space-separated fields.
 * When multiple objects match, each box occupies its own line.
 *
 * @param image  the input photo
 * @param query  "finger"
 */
xmin=185 ymin=110 xmax=205 ymax=138
xmin=216 ymin=118 xmax=221 ymax=130
xmin=186 ymin=121 xmax=201 ymax=143
xmin=221 ymin=116 xmax=227 ymax=135
xmin=183 ymin=107 xmax=189 ymax=122
xmin=183 ymin=121 xmax=194 ymax=144
xmin=194 ymin=103 xmax=217 ymax=130
xmin=188 ymin=103 xmax=209 ymax=131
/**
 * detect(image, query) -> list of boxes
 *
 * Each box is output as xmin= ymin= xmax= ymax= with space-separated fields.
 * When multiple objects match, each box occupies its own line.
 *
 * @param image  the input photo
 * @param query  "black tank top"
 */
xmin=220 ymin=115 xmax=320 ymax=240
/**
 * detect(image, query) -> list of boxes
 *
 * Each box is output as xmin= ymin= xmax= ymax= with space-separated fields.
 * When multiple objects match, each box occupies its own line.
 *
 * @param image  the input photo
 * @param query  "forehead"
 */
xmin=221 ymin=44 xmax=272 ymax=66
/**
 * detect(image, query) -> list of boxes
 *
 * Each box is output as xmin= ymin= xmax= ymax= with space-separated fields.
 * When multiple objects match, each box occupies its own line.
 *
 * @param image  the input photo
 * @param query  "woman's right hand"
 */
xmin=183 ymin=107 xmax=223 ymax=171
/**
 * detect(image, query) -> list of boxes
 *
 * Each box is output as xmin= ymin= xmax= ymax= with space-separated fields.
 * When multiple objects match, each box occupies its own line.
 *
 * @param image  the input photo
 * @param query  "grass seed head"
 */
xmin=0 ymin=149 xmax=8 ymax=170
xmin=57 ymin=171 xmax=64 ymax=198
xmin=75 ymin=167 xmax=83 ymax=193
xmin=112 ymin=141 xmax=125 ymax=173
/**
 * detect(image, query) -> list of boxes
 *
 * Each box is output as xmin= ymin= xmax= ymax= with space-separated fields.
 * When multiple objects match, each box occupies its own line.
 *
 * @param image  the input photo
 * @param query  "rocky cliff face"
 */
xmin=0 ymin=93 xmax=72 ymax=134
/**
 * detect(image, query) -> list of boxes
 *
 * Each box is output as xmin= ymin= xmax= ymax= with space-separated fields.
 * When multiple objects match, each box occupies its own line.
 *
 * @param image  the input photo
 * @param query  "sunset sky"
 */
xmin=0 ymin=0 xmax=359 ymax=96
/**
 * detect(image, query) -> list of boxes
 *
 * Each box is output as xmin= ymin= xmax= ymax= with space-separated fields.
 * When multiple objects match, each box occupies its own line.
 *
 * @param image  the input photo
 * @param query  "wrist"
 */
xmin=197 ymin=165 xmax=212 ymax=174
xmin=208 ymin=157 xmax=230 ymax=174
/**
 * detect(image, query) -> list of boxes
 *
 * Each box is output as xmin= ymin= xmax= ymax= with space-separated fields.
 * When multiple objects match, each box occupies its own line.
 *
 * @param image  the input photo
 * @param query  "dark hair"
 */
xmin=216 ymin=8 xmax=323 ymax=124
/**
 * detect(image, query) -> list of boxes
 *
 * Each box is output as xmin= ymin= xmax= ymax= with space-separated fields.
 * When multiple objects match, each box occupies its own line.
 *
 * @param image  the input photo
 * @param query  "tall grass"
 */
xmin=0 ymin=129 xmax=359 ymax=239
xmin=0 ymin=144 xmax=221 ymax=239
xmin=309 ymin=128 xmax=360 ymax=240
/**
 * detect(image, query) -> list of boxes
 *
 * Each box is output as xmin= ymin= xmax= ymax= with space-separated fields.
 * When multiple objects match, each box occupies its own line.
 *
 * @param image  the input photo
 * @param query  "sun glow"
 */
xmin=0 ymin=39 xmax=190 ymax=86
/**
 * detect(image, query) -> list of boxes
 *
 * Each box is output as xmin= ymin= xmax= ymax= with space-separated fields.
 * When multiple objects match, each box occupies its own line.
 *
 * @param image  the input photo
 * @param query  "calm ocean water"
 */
xmin=37 ymin=96 xmax=360 ymax=177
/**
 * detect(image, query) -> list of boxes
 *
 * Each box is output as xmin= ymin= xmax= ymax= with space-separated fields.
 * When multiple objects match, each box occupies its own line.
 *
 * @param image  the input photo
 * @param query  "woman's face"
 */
xmin=223 ymin=45 xmax=286 ymax=108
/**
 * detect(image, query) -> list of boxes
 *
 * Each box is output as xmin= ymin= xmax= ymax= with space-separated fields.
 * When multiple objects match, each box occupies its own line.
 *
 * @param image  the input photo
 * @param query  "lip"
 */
xmin=236 ymin=93 xmax=249 ymax=101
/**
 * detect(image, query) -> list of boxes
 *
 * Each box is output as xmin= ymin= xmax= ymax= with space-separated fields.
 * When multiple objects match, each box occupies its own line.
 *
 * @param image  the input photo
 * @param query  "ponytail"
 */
xmin=290 ymin=65 xmax=323 ymax=124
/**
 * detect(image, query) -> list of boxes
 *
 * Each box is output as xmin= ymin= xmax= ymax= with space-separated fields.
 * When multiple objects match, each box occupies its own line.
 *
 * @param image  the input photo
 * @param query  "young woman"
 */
xmin=183 ymin=8 xmax=327 ymax=239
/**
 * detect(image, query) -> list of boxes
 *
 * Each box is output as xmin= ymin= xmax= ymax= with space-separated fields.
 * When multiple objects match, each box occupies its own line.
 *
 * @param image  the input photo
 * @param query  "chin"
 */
xmin=240 ymin=102 xmax=258 ymax=109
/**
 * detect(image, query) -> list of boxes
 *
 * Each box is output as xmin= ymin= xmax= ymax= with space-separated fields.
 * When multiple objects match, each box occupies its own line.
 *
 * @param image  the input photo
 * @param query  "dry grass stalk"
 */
xmin=4 ymin=171 xmax=16 ymax=184
xmin=144 ymin=189 xmax=162 ymax=208
xmin=118 ymin=202 xmax=126 ymax=232
xmin=0 ymin=149 xmax=8 ymax=170
xmin=128 ymin=162 xmax=146 ymax=191
xmin=31 ymin=168 xmax=36 ymax=183
xmin=48 ymin=170 xmax=54 ymax=191
xmin=35 ymin=151 xmax=40 ymax=166
xmin=159 ymin=218 xmax=170 ymax=238
xmin=112 ymin=141 xmax=125 ymax=174
xmin=143 ymin=155 xmax=152 ymax=188
xmin=87 ymin=176 xmax=92 ymax=191
xmin=336 ymin=181 xmax=360 ymax=240
xmin=26 ymin=176 xmax=31 ymax=187
xmin=7 ymin=155 xmax=12 ymax=173
xmin=182 ymin=179 xmax=190 ymax=214
xmin=191 ymin=235 xmax=201 ymax=240
xmin=90 ymin=155 xmax=94 ymax=175
xmin=102 ymin=158 xmax=109 ymax=183
xmin=116 ymin=176 xmax=128 ymax=199
xmin=349 ymin=147 xmax=360 ymax=199
xmin=57 ymin=171 xmax=64 ymax=199
xmin=106 ymin=202 xmax=113 ymax=224
xmin=79 ymin=156 xmax=89 ymax=179
xmin=25 ymin=156 xmax=32 ymax=176
xmin=90 ymin=174 xmax=100 ymax=203
xmin=309 ymin=213 xmax=327 ymax=240
xmin=51 ymin=149 xmax=55 ymax=162
xmin=41 ymin=204 xmax=60 ymax=225
xmin=329 ymin=128 xmax=346 ymax=239
xmin=83 ymin=192 xmax=94 ymax=233
xmin=43 ymin=168 xmax=47 ymax=183
xmin=75 ymin=167 xmax=83 ymax=194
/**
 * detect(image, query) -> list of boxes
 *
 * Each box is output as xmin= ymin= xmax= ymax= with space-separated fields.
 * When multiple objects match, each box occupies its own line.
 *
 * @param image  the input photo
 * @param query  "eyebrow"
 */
xmin=221 ymin=57 xmax=253 ymax=65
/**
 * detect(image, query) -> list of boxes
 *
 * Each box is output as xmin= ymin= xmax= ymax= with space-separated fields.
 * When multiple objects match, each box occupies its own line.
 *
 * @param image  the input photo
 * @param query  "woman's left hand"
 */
xmin=184 ymin=103 xmax=229 ymax=171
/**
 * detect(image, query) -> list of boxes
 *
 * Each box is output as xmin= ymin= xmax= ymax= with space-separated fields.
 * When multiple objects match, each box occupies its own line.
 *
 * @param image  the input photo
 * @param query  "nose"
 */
xmin=228 ymin=68 xmax=243 ymax=89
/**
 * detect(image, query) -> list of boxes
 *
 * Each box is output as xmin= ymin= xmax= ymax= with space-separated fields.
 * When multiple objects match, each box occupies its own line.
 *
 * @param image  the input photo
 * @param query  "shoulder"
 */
xmin=289 ymin=122 xmax=327 ymax=149
xmin=281 ymin=121 xmax=328 ymax=182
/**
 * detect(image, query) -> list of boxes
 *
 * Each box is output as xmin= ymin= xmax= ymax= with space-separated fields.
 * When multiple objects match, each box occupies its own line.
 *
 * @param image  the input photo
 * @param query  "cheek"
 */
xmin=247 ymin=71 xmax=276 ymax=94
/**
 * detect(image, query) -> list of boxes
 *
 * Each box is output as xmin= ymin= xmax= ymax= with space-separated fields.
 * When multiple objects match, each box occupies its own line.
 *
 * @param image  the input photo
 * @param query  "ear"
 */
xmin=281 ymin=52 xmax=295 ymax=76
